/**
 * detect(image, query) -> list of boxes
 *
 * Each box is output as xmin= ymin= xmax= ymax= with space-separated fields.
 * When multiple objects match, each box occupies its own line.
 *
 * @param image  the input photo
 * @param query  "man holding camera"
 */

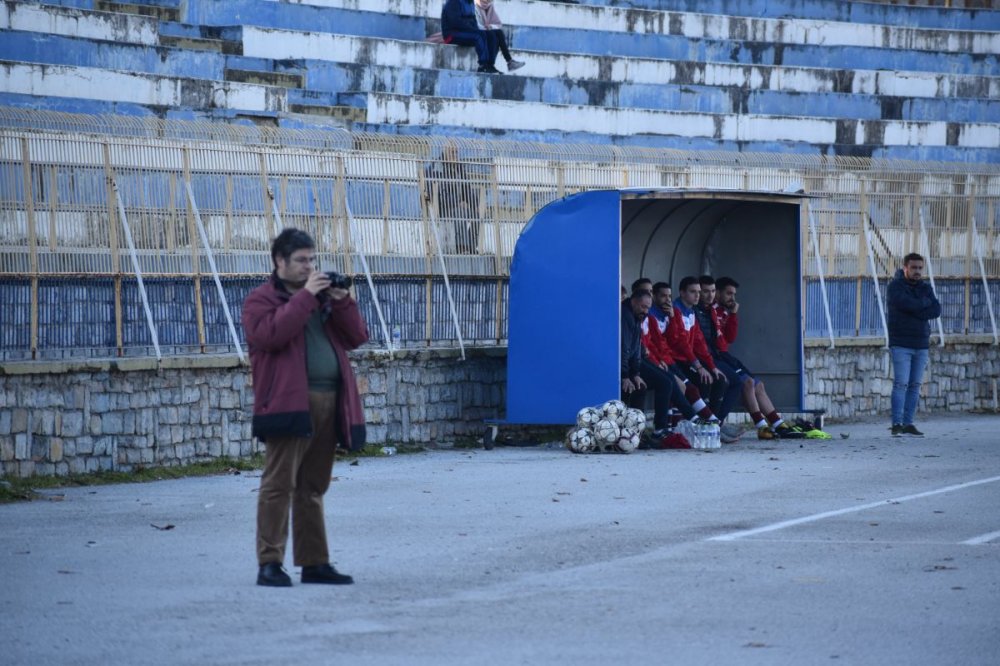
xmin=242 ymin=228 xmax=369 ymax=587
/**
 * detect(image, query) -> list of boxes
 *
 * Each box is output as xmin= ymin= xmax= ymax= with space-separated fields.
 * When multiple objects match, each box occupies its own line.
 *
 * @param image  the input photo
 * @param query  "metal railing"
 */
xmin=1 ymin=108 xmax=998 ymax=360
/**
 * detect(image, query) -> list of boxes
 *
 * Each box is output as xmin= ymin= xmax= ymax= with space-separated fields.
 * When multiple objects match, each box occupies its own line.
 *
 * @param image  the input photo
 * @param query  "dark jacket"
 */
xmin=886 ymin=268 xmax=941 ymax=349
xmin=621 ymin=300 xmax=643 ymax=379
xmin=442 ymin=0 xmax=478 ymax=34
xmin=242 ymin=273 xmax=370 ymax=450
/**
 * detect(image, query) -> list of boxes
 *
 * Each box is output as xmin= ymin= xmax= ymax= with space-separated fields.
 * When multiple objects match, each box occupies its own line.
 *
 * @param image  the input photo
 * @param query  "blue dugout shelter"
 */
xmin=505 ymin=188 xmax=811 ymax=427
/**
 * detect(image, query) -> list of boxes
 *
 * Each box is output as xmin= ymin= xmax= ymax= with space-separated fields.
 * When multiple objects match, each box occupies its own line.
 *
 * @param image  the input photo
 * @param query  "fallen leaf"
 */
xmin=556 ymin=491 xmax=571 ymax=496
xmin=48 ymin=495 xmax=65 ymax=502
xmin=150 ymin=523 xmax=175 ymax=531
xmin=744 ymin=642 xmax=768 ymax=648
xmin=580 ymin=478 xmax=588 ymax=482
xmin=57 ymin=570 xmax=75 ymax=575
xmin=350 ymin=460 xmax=359 ymax=466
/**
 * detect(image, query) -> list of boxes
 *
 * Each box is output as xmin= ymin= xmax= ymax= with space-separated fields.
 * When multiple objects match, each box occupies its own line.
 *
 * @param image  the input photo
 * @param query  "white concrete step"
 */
xmin=0 ymin=0 xmax=159 ymax=45
xmin=358 ymin=91 xmax=1000 ymax=149
xmin=282 ymin=0 xmax=1000 ymax=54
xmin=240 ymin=27 xmax=1000 ymax=101
xmin=0 ymin=61 xmax=288 ymax=113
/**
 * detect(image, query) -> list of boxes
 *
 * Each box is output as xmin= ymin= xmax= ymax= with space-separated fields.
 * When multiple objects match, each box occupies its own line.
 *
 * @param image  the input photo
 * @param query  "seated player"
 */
xmin=643 ymin=283 xmax=719 ymax=424
xmin=698 ymin=275 xmax=803 ymax=440
xmin=621 ymin=289 xmax=697 ymax=438
xmin=665 ymin=276 xmax=729 ymax=417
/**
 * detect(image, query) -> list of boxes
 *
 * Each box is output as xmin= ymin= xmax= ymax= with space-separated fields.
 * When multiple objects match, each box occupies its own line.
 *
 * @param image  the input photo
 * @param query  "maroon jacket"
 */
xmin=242 ymin=273 xmax=370 ymax=450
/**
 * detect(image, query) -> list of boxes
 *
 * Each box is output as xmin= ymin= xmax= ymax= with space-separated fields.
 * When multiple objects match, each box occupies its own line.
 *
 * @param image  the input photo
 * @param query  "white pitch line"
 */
xmin=962 ymin=529 xmax=1000 ymax=545
xmin=709 ymin=475 xmax=1000 ymax=542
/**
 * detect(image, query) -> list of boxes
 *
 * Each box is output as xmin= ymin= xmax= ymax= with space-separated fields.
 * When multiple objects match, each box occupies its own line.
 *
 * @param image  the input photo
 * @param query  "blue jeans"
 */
xmin=890 ymin=346 xmax=928 ymax=425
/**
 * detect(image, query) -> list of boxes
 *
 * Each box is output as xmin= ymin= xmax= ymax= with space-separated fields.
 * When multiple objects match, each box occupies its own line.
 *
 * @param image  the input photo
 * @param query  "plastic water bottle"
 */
xmin=380 ymin=446 xmax=397 ymax=456
xmin=392 ymin=325 xmax=402 ymax=350
xmin=709 ymin=422 xmax=721 ymax=449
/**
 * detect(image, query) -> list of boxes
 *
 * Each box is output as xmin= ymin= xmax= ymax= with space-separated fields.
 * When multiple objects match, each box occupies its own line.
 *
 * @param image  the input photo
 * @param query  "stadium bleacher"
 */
xmin=1 ymin=0 xmax=998 ymax=161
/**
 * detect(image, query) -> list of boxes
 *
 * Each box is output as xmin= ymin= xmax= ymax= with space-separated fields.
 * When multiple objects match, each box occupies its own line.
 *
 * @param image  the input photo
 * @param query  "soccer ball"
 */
xmin=565 ymin=427 xmax=595 ymax=453
xmin=600 ymin=400 xmax=628 ymax=426
xmin=622 ymin=408 xmax=647 ymax=433
xmin=616 ymin=427 xmax=640 ymax=453
xmin=576 ymin=406 xmax=601 ymax=429
xmin=593 ymin=418 xmax=620 ymax=446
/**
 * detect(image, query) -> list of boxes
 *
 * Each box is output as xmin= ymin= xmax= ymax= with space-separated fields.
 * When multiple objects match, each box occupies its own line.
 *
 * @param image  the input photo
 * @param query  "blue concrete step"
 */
xmin=183 ymin=0 xmax=427 ymax=42
xmin=573 ymin=0 xmax=1000 ymax=31
xmin=355 ymin=120 xmax=1000 ymax=164
xmin=498 ymin=24 xmax=998 ymax=77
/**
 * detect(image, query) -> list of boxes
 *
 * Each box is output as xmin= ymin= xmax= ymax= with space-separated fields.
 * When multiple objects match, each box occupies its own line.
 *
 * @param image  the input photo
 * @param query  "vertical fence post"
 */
xmin=20 ymin=138 xmax=39 ymax=359
xmin=182 ymin=148 xmax=206 ymax=352
xmin=970 ymin=211 xmax=999 ymax=345
xmin=102 ymin=143 xmax=124 ymax=356
xmin=862 ymin=214 xmax=890 ymax=348
xmin=111 ymin=178 xmax=161 ymax=361
xmin=807 ymin=205 xmax=836 ymax=349
xmin=428 ymin=209 xmax=466 ymax=360
xmin=184 ymin=180 xmax=246 ymax=363
xmin=343 ymin=200 xmax=395 ymax=358
xmin=918 ymin=208 xmax=946 ymax=347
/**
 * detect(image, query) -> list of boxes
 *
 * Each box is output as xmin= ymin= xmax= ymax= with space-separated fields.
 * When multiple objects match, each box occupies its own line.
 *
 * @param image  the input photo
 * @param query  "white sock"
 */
xmin=772 ymin=418 xmax=784 ymax=428
xmin=755 ymin=419 xmax=768 ymax=429
xmin=708 ymin=416 xmax=720 ymax=423
xmin=692 ymin=399 xmax=707 ymax=412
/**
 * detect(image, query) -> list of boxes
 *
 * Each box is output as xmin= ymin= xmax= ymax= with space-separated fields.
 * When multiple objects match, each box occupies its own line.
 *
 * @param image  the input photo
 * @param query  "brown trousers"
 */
xmin=256 ymin=391 xmax=339 ymax=567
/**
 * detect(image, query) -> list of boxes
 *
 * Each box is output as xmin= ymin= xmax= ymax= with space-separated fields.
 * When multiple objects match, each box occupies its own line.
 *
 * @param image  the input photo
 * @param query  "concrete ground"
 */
xmin=2 ymin=414 xmax=999 ymax=666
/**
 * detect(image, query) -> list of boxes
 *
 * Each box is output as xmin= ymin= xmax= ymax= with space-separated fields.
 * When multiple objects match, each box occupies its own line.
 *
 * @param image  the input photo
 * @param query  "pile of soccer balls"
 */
xmin=565 ymin=400 xmax=647 ymax=454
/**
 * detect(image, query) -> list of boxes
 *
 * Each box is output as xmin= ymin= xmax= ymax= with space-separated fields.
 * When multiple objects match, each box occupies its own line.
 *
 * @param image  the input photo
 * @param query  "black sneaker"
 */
xmin=890 ymin=424 xmax=904 ymax=437
xmin=301 ymin=563 xmax=354 ymax=585
xmin=476 ymin=64 xmax=501 ymax=74
xmin=774 ymin=422 xmax=806 ymax=439
xmin=901 ymin=424 xmax=924 ymax=437
xmin=257 ymin=562 xmax=292 ymax=587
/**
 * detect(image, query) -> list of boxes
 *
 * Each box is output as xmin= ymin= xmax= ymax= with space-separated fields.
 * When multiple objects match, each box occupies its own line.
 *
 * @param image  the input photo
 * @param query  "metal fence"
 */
xmin=1 ymin=108 xmax=998 ymax=361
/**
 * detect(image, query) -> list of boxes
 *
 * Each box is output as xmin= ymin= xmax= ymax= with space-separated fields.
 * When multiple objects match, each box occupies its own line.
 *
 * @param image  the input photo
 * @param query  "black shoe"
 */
xmin=476 ymin=64 xmax=501 ymax=74
xmin=257 ymin=562 xmax=292 ymax=587
xmin=301 ymin=563 xmax=354 ymax=585
xmin=773 ymin=422 xmax=806 ymax=439
xmin=890 ymin=424 xmax=904 ymax=437
xmin=901 ymin=424 xmax=924 ymax=437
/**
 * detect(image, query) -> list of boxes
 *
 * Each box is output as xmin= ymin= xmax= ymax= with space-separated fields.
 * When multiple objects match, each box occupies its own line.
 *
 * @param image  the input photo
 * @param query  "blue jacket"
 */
xmin=442 ymin=0 xmax=478 ymax=34
xmin=621 ymin=300 xmax=643 ymax=379
xmin=886 ymin=269 xmax=941 ymax=349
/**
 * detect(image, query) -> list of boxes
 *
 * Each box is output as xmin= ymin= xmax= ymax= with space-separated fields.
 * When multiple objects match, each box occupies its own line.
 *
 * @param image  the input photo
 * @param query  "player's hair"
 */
xmin=679 ymin=276 xmax=699 ymax=291
xmin=631 ymin=277 xmax=652 ymax=293
xmin=903 ymin=252 xmax=924 ymax=265
xmin=271 ymin=228 xmax=315 ymax=267
xmin=630 ymin=289 xmax=652 ymax=302
xmin=652 ymin=281 xmax=671 ymax=293
xmin=716 ymin=276 xmax=740 ymax=291
xmin=699 ymin=275 xmax=715 ymax=287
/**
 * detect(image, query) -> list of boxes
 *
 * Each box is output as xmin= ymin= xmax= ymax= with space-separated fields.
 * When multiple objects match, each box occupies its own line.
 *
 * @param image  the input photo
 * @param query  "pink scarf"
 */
xmin=475 ymin=0 xmax=503 ymax=30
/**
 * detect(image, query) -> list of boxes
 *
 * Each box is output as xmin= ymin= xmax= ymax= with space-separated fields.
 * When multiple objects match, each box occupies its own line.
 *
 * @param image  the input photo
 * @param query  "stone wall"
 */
xmin=1 ymin=341 xmax=997 ymax=478
xmin=803 ymin=338 xmax=1000 ymax=419
xmin=0 ymin=349 xmax=506 ymax=478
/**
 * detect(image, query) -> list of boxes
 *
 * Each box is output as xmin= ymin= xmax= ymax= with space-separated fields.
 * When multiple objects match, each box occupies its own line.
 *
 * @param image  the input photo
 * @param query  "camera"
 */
xmin=324 ymin=271 xmax=353 ymax=290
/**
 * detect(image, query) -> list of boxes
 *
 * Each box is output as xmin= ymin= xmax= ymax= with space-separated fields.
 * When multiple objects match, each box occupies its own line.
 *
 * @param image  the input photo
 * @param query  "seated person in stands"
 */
xmin=621 ymin=288 xmax=697 ymax=438
xmin=697 ymin=275 xmax=802 ymax=440
xmin=666 ymin=276 xmax=729 ymax=417
xmin=474 ymin=0 xmax=525 ymax=72
xmin=645 ymin=280 xmax=720 ymax=424
xmin=425 ymin=144 xmax=480 ymax=253
xmin=442 ymin=0 xmax=501 ymax=73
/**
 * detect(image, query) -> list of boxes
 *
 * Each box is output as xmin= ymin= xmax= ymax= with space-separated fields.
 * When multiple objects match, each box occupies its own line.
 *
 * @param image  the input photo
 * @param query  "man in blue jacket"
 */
xmin=442 ymin=0 xmax=500 ymax=73
xmin=886 ymin=252 xmax=941 ymax=437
